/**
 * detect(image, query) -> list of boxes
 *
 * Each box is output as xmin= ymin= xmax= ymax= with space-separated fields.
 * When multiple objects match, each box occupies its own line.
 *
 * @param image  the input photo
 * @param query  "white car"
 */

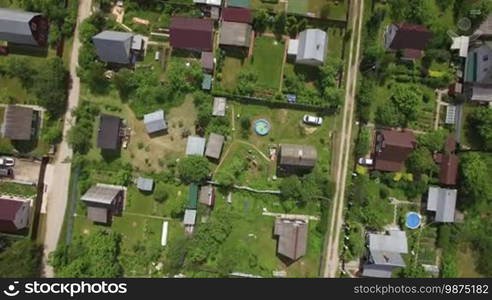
xmin=303 ymin=115 xmax=323 ymax=126
xmin=0 ymin=157 xmax=15 ymax=167
xmin=358 ymin=157 xmax=373 ymax=166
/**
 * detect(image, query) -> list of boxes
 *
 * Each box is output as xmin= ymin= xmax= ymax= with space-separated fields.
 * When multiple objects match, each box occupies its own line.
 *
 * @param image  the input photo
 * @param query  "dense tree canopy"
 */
xmin=469 ymin=107 xmax=492 ymax=150
xmin=50 ymin=231 xmax=123 ymax=278
xmin=178 ymin=156 xmax=210 ymax=184
xmin=0 ymin=240 xmax=42 ymax=278
xmin=459 ymin=152 xmax=492 ymax=210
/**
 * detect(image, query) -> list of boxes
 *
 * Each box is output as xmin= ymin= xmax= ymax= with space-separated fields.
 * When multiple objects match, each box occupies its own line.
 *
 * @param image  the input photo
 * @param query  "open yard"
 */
xmin=207 ymin=190 xmax=323 ymax=277
xmin=249 ymin=37 xmax=285 ymax=90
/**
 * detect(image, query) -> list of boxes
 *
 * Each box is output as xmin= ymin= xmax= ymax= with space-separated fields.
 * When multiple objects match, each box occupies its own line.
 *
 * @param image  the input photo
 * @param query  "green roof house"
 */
xmin=228 ymin=0 xmax=251 ymax=8
xmin=187 ymin=184 xmax=199 ymax=209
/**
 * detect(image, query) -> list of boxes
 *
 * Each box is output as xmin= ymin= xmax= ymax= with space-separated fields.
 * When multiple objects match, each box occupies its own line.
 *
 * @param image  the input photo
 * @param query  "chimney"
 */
xmin=298 ymin=150 xmax=303 ymax=160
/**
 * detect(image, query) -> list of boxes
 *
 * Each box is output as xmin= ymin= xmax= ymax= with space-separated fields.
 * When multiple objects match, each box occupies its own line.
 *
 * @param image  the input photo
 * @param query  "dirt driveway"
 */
xmin=11 ymin=159 xmax=41 ymax=184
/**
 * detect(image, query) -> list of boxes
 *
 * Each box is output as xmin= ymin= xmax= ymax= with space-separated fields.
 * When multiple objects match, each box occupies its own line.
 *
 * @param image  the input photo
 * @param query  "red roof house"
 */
xmin=374 ymin=130 xmax=417 ymax=172
xmin=384 ymin=23 xmax=432 ymax=60
xmin=222 ymin=7 xmax=252 ymax=24
xmin=0 ymin=196 xmax=30 ymax=233
xmin=170 ymin=17 xmax=214 ymax=51
xmin=439 ymin=154 xmax=459 ymax=186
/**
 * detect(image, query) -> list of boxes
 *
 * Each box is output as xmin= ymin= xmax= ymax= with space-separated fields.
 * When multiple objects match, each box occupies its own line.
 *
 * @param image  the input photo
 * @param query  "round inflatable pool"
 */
xmin=254 ymin=119 xmax=271 ymax=136
xmin=406 ymin=212 xmax=422 ymax=229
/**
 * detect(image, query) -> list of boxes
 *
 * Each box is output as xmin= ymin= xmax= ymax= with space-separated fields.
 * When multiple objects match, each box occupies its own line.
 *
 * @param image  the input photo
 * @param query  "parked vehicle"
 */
xmin=302 ymin=115 xmax=323 ymax=126
xmin=358 ymin=157 xmax=374 ymax=166
xmin=0 ymin=157 xmax=15 ymax=167
xmin=0 ymin=168 xmax=13 ymax=178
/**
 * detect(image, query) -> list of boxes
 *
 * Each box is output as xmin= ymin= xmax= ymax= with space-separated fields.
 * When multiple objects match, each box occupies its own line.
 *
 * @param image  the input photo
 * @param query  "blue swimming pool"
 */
xmin=406 ymin=212 xmax=421 ymax=229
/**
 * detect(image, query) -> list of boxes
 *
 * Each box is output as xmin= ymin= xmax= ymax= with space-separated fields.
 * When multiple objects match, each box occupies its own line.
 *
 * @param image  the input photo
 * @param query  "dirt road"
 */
xmin=321 ymin=0 xmax=365 ymax=278
xmin=41 ymin=0 xmax=93 ymax=278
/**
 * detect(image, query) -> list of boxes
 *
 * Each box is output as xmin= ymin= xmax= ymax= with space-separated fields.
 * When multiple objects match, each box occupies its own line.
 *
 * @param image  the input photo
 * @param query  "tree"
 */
xmin=236 ymin=69 xmax=258 ymax=96
xmin=459 ymin=152 xmax=492 ymax=210
xmin=166 ymin=59 xmax=203 ymax=94
xmin=0 ymin=240 xmax=42 ymax=277
xmin=273 ymin=12 xmax=287 ymax=35
xmin=81 ymin=61 xmax=109 ymax=94
xmin=406 ymin=147 xmax=436 ymax=175
xmin=68 ymin=121 xmax=93 ymax=154
xmin=114 ymin=68 xmax=137 ymax=100
xmin=469 ymin=107 xmax=492 ymax=150
xmin=375 ymin=103 xmax=401 ymax=127
xmin=163 ymin=236 xmax=189 ymax=276
xmin=50 ymin=230 xmax=123 ymax=278
xmin=5 ymin=57 xmax=35 ymax=89
xmin=417 ymin=129 xmax=448 ymax=153
xmin=33 ymin=57 xmax=69 ymax=117
xmin=279 ymin=176 xmax=303 ymax=201
xmin=253 ymin=9 xmax=270 ymax=33
xmin=154 ymin=183 xmax=169 ymax=202
xmin=178 ymin=155 xmax=210 ymax=184
xmin=390 ymin=83 xmax=422 ymax=126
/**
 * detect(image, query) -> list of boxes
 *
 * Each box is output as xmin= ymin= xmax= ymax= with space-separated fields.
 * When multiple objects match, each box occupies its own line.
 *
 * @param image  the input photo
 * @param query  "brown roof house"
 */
xmin=0 ymin=195 xmax=30 ymax=233
xmin=373 ymin=130 xmax=416 ymax=172
xmin=384 ymin=23 xmax=432 ymax=60
xmin=274 ymin=218 xmax=308 ymax=261
xmin=222 ymin=7 xmax=252 ymax=24
xmin=201 ymin=51 xmax=214 ymax=73
xmin=170 ymin=17 xmax=214 ymax=52
xmin=219 ymin=21 xmax=252 ymax=49
xmin=1 ymin=105 xmax=37 ymax=141
xmin=97 ymin=114 xmax=122 ymax=150
xmin=81 ymin=184 xmax=125 ymax=224
xmin=199 ymin=185 xmax=215 ymax=206
xmin=278 ymin=144 xmax=317 ymax=174
xmin=0 ymin=8 xmax=49 ymax=47
xmin=205 ymin=133 xmax=225 ymax=160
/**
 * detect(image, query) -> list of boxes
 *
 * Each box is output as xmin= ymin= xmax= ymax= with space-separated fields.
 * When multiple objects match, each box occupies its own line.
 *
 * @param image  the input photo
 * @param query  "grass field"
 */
xmin=205 ymin=189 xmax=323 ymax=277
xmin=310 ymin=0 xmax=348 ymax=20
xmin=288 ymin=0 xmax=308 ymax=15
xmin=0 ymin=182 xmax=37 ymax=198
xmin=249 ymin=37 xmax=285 ymax=90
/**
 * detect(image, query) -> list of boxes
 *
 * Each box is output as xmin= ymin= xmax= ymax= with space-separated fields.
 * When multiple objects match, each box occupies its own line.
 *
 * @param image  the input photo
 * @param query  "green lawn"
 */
xmin=249 ymin=37 xmax=285 ymax=90
xmin=0 ymin=182 xmax=37 ymax=198
xmin=207 ymin=190 xmax=323 ymax=277
xmin=309 ymin=0 xmax=348 ymax=20
xmin=251 ymin=0 xmax=285 ymax=12
xmin=288 ymin=0 xmax=308 ymax=15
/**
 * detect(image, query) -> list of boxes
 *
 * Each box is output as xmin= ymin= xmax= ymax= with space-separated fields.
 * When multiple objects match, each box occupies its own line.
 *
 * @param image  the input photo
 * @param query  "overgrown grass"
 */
xmin=0 ymin=182 xmax=37 ymax=198
xmin=249 ymin=37 xmax=285 ymax=90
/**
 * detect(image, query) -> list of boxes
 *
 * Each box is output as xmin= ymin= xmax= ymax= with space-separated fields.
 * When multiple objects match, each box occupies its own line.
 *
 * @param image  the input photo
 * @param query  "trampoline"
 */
xmin=406 ymin=212 xmax=422 ymax=229
xmin=254 ymin=119 xmax=271 ymax=136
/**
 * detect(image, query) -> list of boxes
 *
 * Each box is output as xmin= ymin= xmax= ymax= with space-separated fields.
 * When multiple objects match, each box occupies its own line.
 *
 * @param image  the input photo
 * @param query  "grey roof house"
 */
xmin=427 ymin=186 xmax=457 ymax=223
xmin=144 ymin=110 xmax=167 ymax=134
xmin=97 ymin=114 xmax=122 ymax=150
xmin=137 ymin=177 xmax=154 ymax=192
xmin=0 ymin=8 xmax=48 ymax=46
xmin=274 ymin=218 xmax=308 ymax=261
xmin=219 ymin=21 xmax=252 ymax=48
xmin=81 ymin=184 xmax=125 ymax=224
xmin=288 ymin=29 xmax=328 ymax=66
xmin=199 ymin=185 xmax=215 ymax=206
xmin=186 ymin=136 xmax=206 ymax=156
xmin=213 ymin=97 xmax=226 ymax=116
xmin=1 ymin=105 xmax=36 ymax=141
xmin=363 ymin=230 xmax=408 ymax=278
xmin=278 ymin=144 xmax=317 ymax=174
xmin=92 ymin=31 xmax=144 ymax=65
xmin=183 ymin=209 xmax=197 ymax=226
xmin=205 ymin=133 xmax=225 ymax=160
